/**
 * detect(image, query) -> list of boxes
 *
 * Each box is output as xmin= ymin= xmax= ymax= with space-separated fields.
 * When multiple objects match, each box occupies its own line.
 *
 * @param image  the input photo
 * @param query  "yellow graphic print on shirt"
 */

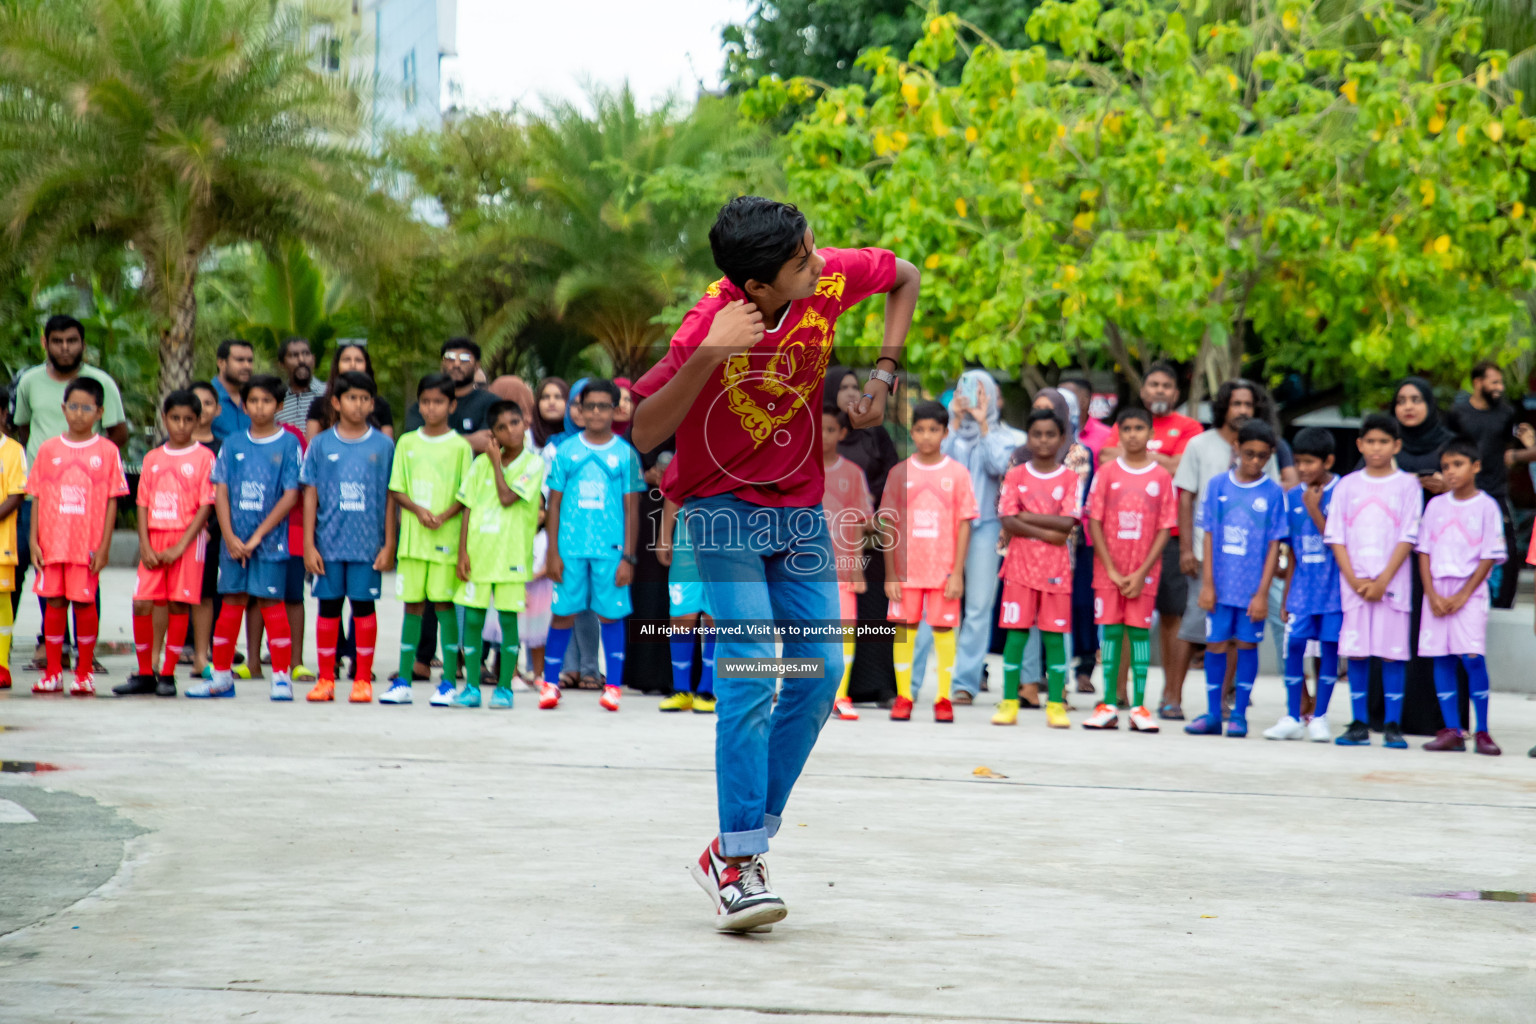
xmin=720 ymin=306 xmax=833 ymax=442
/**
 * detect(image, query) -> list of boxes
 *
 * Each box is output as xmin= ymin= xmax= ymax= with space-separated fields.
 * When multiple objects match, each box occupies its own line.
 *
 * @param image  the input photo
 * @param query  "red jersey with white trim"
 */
xmin=878 ymin=455 xmax=977 ymax=589
xmin=998 ymin=462 xmax=1080 ymax=593
xmin=27 ymin=435 xmax=129 ymax=566
xmin=138 ymin=443 xmax=216 ymax=532
xmin=1085 ymin=457 xmax=1178 ymax=590
xmin=821 ymin=455 xmax=872 ymax=580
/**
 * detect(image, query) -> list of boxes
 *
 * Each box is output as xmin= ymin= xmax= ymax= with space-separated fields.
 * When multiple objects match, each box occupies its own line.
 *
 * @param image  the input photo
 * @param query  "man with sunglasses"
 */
xmin=404 ymin=338 xmax=498 ymax=455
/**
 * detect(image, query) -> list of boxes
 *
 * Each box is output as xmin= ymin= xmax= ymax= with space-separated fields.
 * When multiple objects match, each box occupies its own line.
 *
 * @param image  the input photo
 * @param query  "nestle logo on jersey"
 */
xmin=339 ymin=482 xmax=367 ymax=512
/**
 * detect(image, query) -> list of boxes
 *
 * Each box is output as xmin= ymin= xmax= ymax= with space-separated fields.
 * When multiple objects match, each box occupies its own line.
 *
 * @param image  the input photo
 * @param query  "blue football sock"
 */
xmin=1283 ymin=636 xmax=1307 ymax=721
xmin=1347 ymin=658 xmax=1370 ymax=723
xmin=1382 ymin=658 xmax=1406 ymax=725
xmin=1462 ymin=654 xmax=1491 ymax=732
xmin=600 ymin=618 xmax=626 ymax=688
xmin=698 ymin=636 xmax=716 ymax=697
xmin=669 ymin=630 xmax=694 ymax=694
xmin=1233 ymin=647 xmax=1258 ymax=717
xmin=544 ymin=625 xmax=572 ymax=685
xmin=1203 ymin=650 xmax=1228 ymax=721
xmin=1433 ymin=655 xmax=1462 ymax=732
xmin=1316 ymin=641 xmax=1339 ymax=717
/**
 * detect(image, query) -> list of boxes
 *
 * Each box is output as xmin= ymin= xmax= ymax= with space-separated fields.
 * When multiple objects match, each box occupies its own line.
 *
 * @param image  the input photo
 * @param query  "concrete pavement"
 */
xmin=1 ymin=569 xmax=1534 ymax=1023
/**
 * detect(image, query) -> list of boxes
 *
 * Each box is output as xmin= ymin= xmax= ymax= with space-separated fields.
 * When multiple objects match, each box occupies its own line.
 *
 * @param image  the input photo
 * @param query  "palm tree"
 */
xmin=0 ymin=0 xmax=403 ymax=402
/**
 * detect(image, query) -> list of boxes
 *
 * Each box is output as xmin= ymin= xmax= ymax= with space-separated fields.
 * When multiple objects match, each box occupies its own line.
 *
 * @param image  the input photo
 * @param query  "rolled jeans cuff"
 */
xmin=720 ymin=827 xmax=770 ymax=858
xmin=764 ymin=812 xmax=782 ymax=838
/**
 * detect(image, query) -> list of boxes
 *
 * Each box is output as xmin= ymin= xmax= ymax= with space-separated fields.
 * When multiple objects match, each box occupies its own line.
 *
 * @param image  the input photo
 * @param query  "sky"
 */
xmin=448 ymin=0 xmax=751 ymax=113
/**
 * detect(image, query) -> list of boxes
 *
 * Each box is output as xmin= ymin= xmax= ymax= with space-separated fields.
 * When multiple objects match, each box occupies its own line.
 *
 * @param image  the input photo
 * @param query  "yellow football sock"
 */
xmin=836 ymin=638 xmax=855 ymax=699
xmin=933 ymin=627 xmax=955 ymax=702
xmin=0 ymin=594 xmax=13 ymax=670
xmin=893 ymin=628 xmax=914 ymax=699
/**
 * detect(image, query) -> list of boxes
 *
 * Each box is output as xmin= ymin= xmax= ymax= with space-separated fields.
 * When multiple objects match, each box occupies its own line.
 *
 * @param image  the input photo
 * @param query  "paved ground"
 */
xmin=2 ymin=569 xmax=1534 ymax=1023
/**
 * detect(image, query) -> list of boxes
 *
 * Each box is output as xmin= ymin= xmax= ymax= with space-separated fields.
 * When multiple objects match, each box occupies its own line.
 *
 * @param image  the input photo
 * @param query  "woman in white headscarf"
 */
xmin=907 ymin=370 xmax=1021 ymax=704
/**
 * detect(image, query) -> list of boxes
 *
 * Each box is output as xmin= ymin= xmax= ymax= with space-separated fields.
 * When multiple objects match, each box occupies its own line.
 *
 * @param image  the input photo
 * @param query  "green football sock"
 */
xmin=1128 ymin=626 xmax=1151 ymax=708
xmin=498 ymin=610 xmax=520 ymax=689
xmin=1002 ymin=629 xmax=1026 ymax=701
xmin=460 ymin=606 xmax=486 ymax=685
xmin=398 ymin=612 xmax=422 ymax=679
xmin=1043 ymin=630 xmax=1067 ymax=705
xmin=437 ymin=605 xmax=461 ymax=682
xmin=1100 ymin=625 xmax=1122 ymax=707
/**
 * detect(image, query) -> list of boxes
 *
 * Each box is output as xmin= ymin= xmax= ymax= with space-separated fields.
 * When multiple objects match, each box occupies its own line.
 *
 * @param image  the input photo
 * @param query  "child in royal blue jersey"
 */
xmin=1189 ymin=420 xmax=1287 ymax=738
xmin=301 ymin=371 xmax=396 ymax=704
xmin=1266 ymin=427 xmax=1342 ymax=742
xmin=540 ymin=379 xmax=644 ymax=712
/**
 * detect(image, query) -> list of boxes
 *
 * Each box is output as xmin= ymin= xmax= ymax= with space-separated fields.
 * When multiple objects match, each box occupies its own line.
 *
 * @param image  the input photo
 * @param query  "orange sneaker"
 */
xmin=538 ymin=681 xmax=562 ymax=709
xmin=599 ymin=684 xmax=621 ymax=711
xmin=0 ymin=665 xmax=11 ymax=688
xmin=889 ymin=696 xmax=913 ymax=721
xmin=832 ymin=697 xmax=859 ymax=720
xmin=349 ymin=679 xmax=373 ymax=703
xmin=306 ymin=678 xmax=335 ymax=702
xmin=934 ymin=698 xmax=954 ymax=723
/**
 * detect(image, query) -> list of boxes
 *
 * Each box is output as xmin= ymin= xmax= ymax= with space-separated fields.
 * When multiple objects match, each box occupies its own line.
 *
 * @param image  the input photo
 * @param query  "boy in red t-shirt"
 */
xmin=993 ymin=409 xmax=1081 ymax=727
xmin=26 ymin=377 xmax=129 ymax=696
xmin=880 ymin=401 xmax=976 ymax=722
xmin=115 ymin=391 xmax=215 ymax=697
xmin=822 ymin=406 xmax=872 ymax=721
xmin=1084 ymin=407 xmax=1177 ymax=732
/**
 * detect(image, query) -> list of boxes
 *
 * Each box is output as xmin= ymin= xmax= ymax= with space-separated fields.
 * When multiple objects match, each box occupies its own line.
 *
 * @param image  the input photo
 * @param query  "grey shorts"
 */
xmin=1177 ymin=570 xmax=1207 ymax=644
xmin=1155 ymin=542 xmax=1188 ymax=618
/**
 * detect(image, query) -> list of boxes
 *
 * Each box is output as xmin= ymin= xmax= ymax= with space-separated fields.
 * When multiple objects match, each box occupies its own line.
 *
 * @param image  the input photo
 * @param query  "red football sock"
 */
xmin=354 ymin=613 xmax=378 ymax=684
xmin=261 ymin=603 xmax=292 ymax=675
xmin=211 ymin=603 xmax=245 ymax=672
xmin=43 ymin=604 xmax=66 ymax=678
xmin=317 ymin=616 xmax=341 ymax=682
xmin=73 ymin=603 xmax=98 ymax=679
xmin=160 ymin=613 xmax=189 ymax=677
xmin=132 ymin=612 xmax=155 ymax=675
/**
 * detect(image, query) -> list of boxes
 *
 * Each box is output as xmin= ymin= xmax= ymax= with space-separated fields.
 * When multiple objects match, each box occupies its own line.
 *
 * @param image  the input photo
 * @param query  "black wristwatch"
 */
xmin=620 ymin=553 xmax=638 ymax=566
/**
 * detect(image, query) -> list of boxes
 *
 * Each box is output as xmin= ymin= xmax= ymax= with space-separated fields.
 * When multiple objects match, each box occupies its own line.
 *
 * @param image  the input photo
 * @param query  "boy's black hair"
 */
xmin=63 ymin=376 xmax=105 ymax=407
xmin=911 ymin=400 xmax=949 ymax=429
xmin=1236 ymin=419 xmax=1277 ymax=449
xmin=217 ymin=338 xmax=254 ymax=362
xmin=1027 ymin=407 xmax=1065 ymax=434
xmin=332 ymin=370 xmax=377 ymax=399
xmin=709 ymin=196 xmax=810 ymax=291
xmin=822 ymin=401 xmax=850 ymax=431
xmin=441 ymin=336 xmax=481 ymax=361
xmin=163 ymin=389 xmax=202 ymax=417
xmin=241 ymin=374 xmax=286 ymax=405
xmin=1291 ymin=426 xmax=1336 ymax=459
xmin=582 ymin=378 xmax=620 ymax=405
xmin=1061 ymin=376 xmax=1093 ymax=396
xmin=189 ymin=379 xmax=216 ymax=395
xmin=1440 ymin=436 xmax=1482 ymax=465
xmin=416 ymin=372 xmax=457 ymax=403
xmin=1359 ymin=411 xmax=1401 ymax=440
xmin=1116 ymin=406 xmax=1153 ymax=429
xmin=43 ymin=314 xmax=84 ymax=340
xmin=487 ymin=399 xmax=524 ymax=429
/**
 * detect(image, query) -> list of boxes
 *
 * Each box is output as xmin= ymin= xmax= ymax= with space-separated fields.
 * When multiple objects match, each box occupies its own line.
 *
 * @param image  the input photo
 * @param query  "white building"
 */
xmin=330 ymin=0 xmax=458 ymax=135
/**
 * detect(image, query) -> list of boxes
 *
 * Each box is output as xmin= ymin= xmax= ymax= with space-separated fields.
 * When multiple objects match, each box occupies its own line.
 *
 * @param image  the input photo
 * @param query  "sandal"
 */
xmin=1158 ymin=703 xmax=1184 ymax=721
xmin=1075 ymin=676 xmax=1096 ymax=694
xmin=578 ymin=674 xmax=601 ymax=690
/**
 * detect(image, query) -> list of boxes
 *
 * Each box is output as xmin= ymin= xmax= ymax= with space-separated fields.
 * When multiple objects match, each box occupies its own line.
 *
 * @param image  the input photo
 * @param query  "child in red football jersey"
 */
xmin=114 ymin=391 xmax=216 ymax=698
xmin=993 ymin=408 xmax=1080 ymax=728
xmin=26 ymin=377 xmax=128 ymax=696
xmin=880 ymin=401 xmax=976 ymax=722
xmin=1083 ymin=406 xmax=1177 ymax=732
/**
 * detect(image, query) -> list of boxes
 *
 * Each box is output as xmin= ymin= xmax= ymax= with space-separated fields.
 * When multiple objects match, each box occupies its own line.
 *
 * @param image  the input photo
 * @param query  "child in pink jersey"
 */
xmin=880 ymin=401 xmax=976 ymax=722
xmin=1322 ymin=413 xmax=1422 ymax=748
xmin=1417 ymin=438 xmax=1505 ymax=755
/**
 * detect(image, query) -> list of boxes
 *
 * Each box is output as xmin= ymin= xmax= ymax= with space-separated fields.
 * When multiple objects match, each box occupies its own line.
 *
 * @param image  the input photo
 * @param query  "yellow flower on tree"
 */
xmin=1340 ymin=80 xmax=1359 ymax=104
xmin=924 ymin=253 xmax=941 ymax=270
xmin=955 ymin=197 xmax=968 ymax=218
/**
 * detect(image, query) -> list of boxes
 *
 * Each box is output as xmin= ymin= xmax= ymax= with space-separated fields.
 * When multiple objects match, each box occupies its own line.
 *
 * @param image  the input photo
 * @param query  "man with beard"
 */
xmin=1447 ymin=361 xmax=1532 ymax=608
xmin=276 ymin=337 xmax=320 ymax=430
xmin=11 ymin=315 xmax=129 ymax=670
xmin=1099 ymin=362 xmax=1203 ymax=716
xmin=404 ymin=338 xmax=497 ymax=454
xmin=210 ymin=339 xmax=255 ymax=442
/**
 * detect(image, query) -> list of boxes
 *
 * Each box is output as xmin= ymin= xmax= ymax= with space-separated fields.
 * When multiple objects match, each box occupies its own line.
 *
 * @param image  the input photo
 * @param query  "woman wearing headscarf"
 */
xmin=613 ymin=377 xmax=634 ymax=435
xmin=905 ymin=370 xmax=1020 ymax=704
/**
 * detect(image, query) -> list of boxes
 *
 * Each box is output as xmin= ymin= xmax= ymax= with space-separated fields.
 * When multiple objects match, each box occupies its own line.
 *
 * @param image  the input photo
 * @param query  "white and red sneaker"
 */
xmin=1081 ymin=703 xmax=1120 ymax=730
xmin=599 ymin=684 xmax=621 ymax=712
xmin=689 ymin=838 xmax=787 ymax=933
xmin=537 ymin=681 xmax=562 ymax=710
xmin=1128 ymin=705 xmax=1160 ymax=733
xmin=33 ymin=674 xmax=63 ymax=694
xmin=69 ymin=674 xmax=96 ymax=697
xmin=832 ymin=697 xmax=859 ymax=720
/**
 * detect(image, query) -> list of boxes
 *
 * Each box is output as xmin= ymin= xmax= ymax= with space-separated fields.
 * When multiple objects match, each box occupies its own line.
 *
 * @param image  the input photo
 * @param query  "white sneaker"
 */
xmin=379 ymin=680 xmax=413 ymax=704
xmin=270 ymin=675 xmax=293 ymax=702
xmin=1307 ymin=715 xmax=1332 ymax=742
xmin=1263 ymin=715 xmax=1306 ymax=740
xmin=1081 ymin=703 xmax=1120 ymax=730
xmin=429 ymin=679 xmax=455 ymax=706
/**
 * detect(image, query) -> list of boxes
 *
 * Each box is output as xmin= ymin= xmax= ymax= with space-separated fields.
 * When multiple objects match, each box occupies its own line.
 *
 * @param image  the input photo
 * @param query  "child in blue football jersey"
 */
xmin=541 ymin=379 xmax=644 ymax=712
xmin=1267 ymin=427 xmax=1341 ymax=742
xmin=301 ymin=372 xmax=397 ymax=704
xmin=204 ymin=375 xmax=302 ymax=700
xmin=1189 ymin=420 xmax=1288 ymax=738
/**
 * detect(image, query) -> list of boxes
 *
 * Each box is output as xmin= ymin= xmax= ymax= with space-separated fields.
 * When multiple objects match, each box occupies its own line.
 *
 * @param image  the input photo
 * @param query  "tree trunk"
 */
xmin=156 ymin=268 xmax=199 ymax=405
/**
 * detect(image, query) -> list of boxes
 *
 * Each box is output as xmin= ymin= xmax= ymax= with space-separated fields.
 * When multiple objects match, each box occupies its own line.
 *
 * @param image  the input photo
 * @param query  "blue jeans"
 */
xmin=684 ymin=495 xmax=843 ymax=858
xmin=909 ymin=518 xmax=1002 ymax=698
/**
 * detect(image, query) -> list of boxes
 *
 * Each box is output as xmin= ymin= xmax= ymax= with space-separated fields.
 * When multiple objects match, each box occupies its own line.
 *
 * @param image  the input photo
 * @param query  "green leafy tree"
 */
xmin=748 ymin=0 xmax=1536 ymax=403
xmin=0 ymin=0 xmax=405 ymax=405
